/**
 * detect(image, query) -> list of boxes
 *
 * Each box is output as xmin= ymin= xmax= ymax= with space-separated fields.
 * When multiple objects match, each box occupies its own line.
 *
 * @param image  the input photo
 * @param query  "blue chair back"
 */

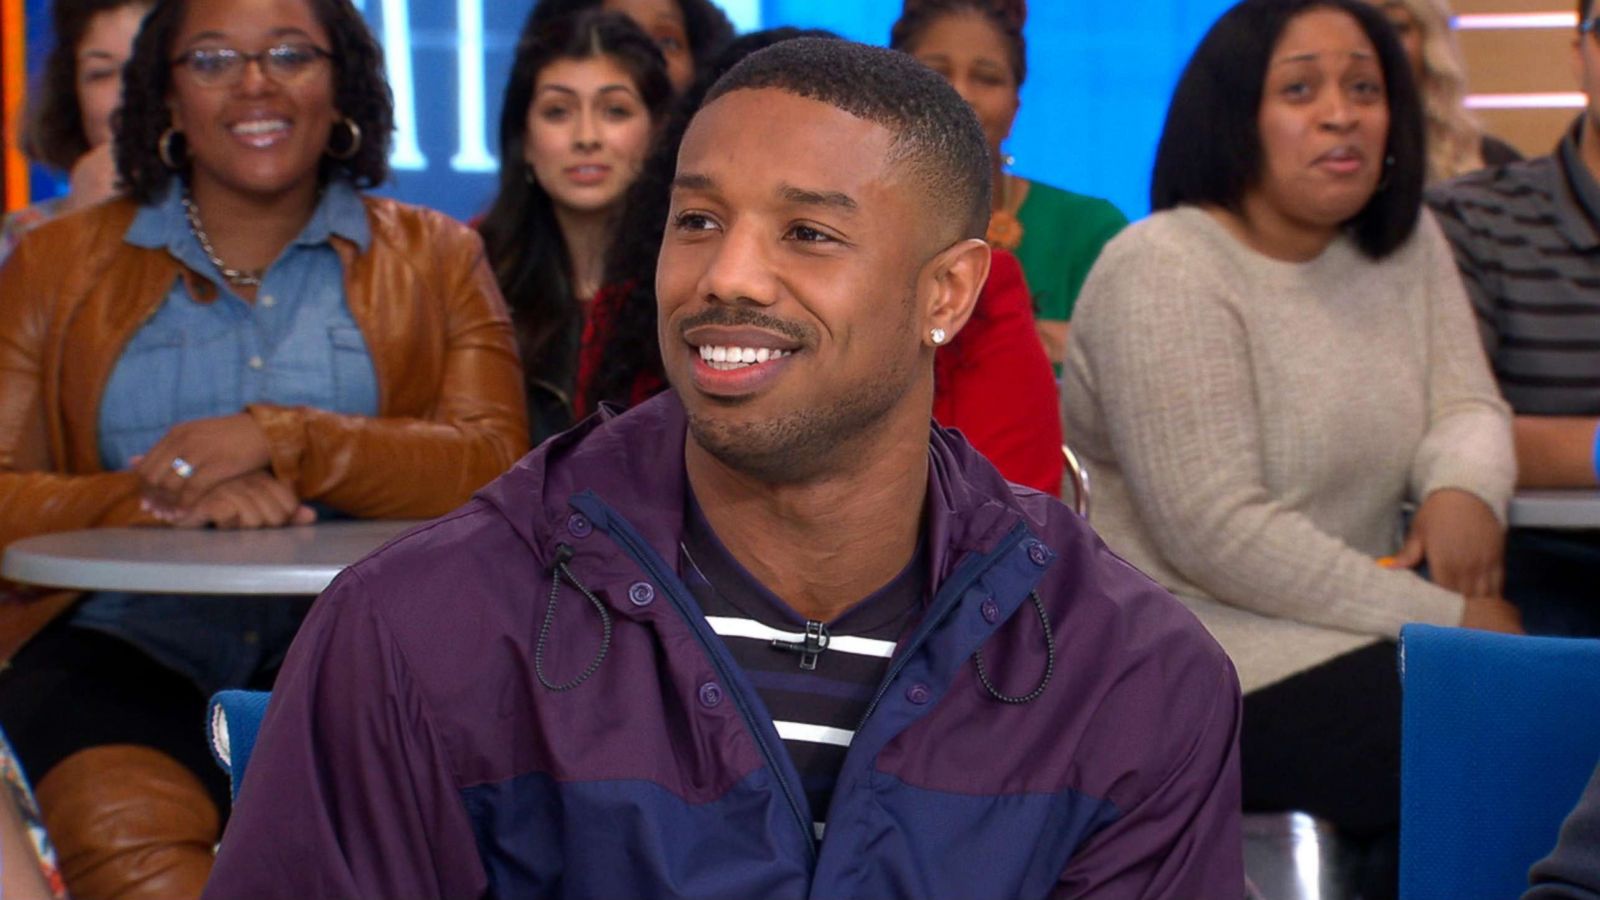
xmin=207 ymin=689 xmax=272 ymax=804
xmin=1399 ymin=624 xmax=1600 ymax=899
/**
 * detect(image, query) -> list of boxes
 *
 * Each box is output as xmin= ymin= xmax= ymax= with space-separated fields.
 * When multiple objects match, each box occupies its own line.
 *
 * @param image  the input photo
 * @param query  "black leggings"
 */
xmin=0 ymin=618 xmax=236 ymax=815
xmin=1242 ymin=641 xmax=1401 ymax=899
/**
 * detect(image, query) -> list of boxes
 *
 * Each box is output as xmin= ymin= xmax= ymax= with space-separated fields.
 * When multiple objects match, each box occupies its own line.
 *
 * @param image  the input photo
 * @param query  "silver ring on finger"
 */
xmin=171 ymin=457 xmax=195 ymax=480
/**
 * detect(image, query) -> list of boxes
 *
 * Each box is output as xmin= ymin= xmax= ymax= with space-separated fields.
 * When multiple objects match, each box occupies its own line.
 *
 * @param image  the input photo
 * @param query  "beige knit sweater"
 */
xmin=1061 ymin=206 xmax=1515 ymax=693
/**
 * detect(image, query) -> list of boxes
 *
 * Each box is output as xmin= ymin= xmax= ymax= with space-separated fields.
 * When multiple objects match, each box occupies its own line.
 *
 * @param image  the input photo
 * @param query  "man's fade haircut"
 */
xmin=700 ymin=38 xmax=992 ymax=243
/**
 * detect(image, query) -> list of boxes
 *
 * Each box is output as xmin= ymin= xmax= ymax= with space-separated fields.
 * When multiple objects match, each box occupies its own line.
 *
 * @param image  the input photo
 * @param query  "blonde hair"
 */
xmin=1388 ymin=0 xmax=1488 ymax=182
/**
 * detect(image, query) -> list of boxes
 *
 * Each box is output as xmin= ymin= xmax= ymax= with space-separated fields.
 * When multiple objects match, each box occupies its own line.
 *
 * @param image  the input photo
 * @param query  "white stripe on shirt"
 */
xmin=703 ymin=616 xmax=897 ymax=659
xmin=774 ymin=720 xmax=856 ymax=747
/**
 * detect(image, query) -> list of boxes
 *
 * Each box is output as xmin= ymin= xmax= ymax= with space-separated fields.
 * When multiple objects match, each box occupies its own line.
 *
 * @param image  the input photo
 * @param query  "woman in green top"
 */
xmin=892 ymin=0 xmax=1127 ymax=364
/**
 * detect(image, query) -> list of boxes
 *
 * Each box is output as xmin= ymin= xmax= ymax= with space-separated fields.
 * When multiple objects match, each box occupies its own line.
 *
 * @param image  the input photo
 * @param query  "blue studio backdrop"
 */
xmin=20 ymin=0 xmax=1234 ymax=223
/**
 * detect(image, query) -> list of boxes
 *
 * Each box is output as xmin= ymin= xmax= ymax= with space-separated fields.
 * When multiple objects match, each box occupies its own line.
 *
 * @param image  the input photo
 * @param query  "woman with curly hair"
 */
xmin=523 ymin=0 xmax=734 ymax=95
xmin=0 ymin=0 xmax=151 ymax=262
xmin=1368 ymin=0 xmax=1522 ymax=181
xmin=0 ymin=0 xmax=527 ymax=895
xmin=478 ymin=9 xmax=671 ymax=443
xmin=891 ymin=0 xmax=1128 ymax=365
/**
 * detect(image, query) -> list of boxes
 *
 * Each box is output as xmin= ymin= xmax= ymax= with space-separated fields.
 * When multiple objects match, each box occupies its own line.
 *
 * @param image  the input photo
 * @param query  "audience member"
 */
xmin=891 ymin=0 xmax=1127 ymax=364
xmin=0 ymin=730 xmax=62 ymax=900
xmin=1061 ymin=0 xmax=1519 ymax=894
xmin=1367 ymin=0 xmax=1522 ymax=181
xmin=1425 ymin=2 xmax=1600 ymax=637
xmin=1527 ymin=759 xmax=1600 ymax=899
xmin=586 ymin=27 xmax=1065 ymax=494
xmin=206 ymin=38 xmax=1243 ymax=898
xmin=522 ymin=0 xmax=734 ymax=95
xmin=0 ymin=0 xmax=527 ymax=895
xmin=0 ymin=0 xmax=151 ymax=262
xmin=478 ymin=9 xmax=671 ymax=442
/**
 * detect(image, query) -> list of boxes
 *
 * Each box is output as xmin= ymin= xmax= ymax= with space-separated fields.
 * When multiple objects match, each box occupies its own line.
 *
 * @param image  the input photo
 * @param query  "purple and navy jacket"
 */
xmin=204 ymin=392 xmax=1244 ymax=899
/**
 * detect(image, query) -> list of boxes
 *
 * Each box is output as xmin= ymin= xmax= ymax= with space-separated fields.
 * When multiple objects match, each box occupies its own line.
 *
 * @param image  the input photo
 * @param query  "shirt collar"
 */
xmin=1556 ymin=117 xmax=1600 ymax=250
xmin=123 ymin=177 xmax=372 ymax=261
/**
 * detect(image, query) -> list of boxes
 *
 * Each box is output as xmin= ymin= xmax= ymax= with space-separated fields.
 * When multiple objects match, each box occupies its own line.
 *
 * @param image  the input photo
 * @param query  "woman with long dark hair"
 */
xmin=523 ymin=0 xmax=734 ymax=95
xmin=1061 ymin=0 xmax=1517 ymax=892
xmin=478 ymin=9 xmax=671 ymax=442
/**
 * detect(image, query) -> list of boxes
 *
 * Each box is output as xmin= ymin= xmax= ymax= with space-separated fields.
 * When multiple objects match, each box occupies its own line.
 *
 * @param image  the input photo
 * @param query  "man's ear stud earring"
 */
xmin=930 ymin=327 xmax=947 ymax=345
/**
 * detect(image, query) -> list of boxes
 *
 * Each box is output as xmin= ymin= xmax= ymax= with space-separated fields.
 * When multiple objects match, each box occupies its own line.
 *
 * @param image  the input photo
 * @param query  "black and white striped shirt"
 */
xmin=679 ymin=501 xmax=925 ymax=841
xmin=1427 ymin=119 xmax=1600 ymax=416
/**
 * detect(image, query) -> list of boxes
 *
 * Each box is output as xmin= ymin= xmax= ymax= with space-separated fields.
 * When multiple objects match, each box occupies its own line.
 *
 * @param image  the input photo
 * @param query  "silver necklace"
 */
xmin=181 ymin=194 xmax=263 ymax=288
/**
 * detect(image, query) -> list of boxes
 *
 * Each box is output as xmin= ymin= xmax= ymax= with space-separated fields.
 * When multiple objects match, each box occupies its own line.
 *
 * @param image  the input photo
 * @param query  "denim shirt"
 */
xmin=72 ymin=180 xmax=379 ymax=695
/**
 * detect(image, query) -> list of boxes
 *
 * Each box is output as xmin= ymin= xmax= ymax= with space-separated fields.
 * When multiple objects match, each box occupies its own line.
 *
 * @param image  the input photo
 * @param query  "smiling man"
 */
xmin=206 ymin=39 xmax=1242 ymax=900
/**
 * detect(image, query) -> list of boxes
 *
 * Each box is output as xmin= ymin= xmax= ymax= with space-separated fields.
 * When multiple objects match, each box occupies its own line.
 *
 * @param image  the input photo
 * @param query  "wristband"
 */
xmin=1592 ymin=421 xmax=1600 ymax=483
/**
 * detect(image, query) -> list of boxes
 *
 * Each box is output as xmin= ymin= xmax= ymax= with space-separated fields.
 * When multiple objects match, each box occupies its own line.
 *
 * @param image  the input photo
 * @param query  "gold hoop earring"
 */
xmin=157 ymin=128 xmax=185 ymax=170
xmin=327 ymin=117 xmax=362 ymax=161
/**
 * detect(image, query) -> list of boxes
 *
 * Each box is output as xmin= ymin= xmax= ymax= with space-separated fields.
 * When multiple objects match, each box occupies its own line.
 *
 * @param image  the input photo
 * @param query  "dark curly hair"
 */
xmin=114 ymin=0 xmax=394 ymax=204
xmin=1151 ymin=0 xmax=1426 ymax=259
xmin=585 ymin=27 xmax=842 ymax=412
xmin=525 ymin=0 xmax=734 ymax=84
xmin=477 ymin=8 xmax=671 ymax=440
xmin=20 ymin=0 xmax=152 ymax=172
xmin=889 ymin=0 xmax=1027 ymax=88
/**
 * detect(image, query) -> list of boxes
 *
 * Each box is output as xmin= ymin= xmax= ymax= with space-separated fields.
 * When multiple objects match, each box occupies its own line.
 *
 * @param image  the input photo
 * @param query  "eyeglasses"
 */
xmin=171 ymin=43 xmax=332 ymax=87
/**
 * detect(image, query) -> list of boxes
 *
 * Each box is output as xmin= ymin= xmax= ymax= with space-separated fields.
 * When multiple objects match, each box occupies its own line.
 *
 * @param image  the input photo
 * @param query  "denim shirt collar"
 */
xmin=124 ymin=177 xmax=372 ymax=269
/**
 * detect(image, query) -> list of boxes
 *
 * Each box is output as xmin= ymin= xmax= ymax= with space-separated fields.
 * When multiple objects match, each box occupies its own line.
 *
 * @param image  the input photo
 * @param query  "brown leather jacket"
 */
xmin=0 ymin=195 xmax=529 ymax=654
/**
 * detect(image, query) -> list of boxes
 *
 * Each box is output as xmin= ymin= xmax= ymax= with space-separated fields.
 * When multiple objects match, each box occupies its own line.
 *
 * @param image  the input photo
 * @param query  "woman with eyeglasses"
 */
xmin=0 ymin=0 xmax=526 ymax=895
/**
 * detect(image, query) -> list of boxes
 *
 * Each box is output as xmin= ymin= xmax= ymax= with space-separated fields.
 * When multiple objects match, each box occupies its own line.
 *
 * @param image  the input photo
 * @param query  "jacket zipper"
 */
xmin=595 ymin=508 xmax=820 ymax=862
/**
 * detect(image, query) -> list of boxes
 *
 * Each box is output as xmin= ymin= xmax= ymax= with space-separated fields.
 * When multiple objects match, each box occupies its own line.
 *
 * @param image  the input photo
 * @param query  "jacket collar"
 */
xmin=477 ymin=391 xmax=1030 ymax=590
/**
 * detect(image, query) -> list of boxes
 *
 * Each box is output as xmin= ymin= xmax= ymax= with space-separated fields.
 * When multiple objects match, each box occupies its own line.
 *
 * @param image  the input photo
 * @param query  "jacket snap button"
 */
xmin=567 ymin=513 xmax=592 ymax=538
xmin=628 ymin=582 xmax=655 ymax=606
xmin=1027 ymin=541 xmax=1050 ymax=566
xmin=980 ymin=599 xmax=1000 ymax=624
xmin=906 ymin=683 xmax=932 ymax=705
xmin=698 ymin=682 xmax=723 ymax=708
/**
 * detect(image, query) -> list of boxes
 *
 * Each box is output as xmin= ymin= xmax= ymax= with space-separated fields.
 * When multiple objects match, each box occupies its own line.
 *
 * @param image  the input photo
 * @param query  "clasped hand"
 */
xmin=1388 ymin=488 xmax=1522 ymax=634
xmin=133 ymin=414 xmax=312 ymax=529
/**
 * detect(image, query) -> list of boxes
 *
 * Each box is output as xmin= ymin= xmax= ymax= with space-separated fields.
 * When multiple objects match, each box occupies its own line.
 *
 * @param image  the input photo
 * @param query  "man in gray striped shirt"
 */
xmin=1425 ymin=6 xmax=1600 ymax=634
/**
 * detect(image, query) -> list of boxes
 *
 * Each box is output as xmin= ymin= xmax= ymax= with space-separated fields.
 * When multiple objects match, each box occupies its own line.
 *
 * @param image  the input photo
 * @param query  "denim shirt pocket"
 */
xmin=327 ymin=325 xmax=380 ymax=416
xmin=98 ymin=327 xmax=186 ymax=468
xmin=174 ymin=319 xmax=244 ymax=423
xmin=100 ymin=331 xmax=183 ymax=432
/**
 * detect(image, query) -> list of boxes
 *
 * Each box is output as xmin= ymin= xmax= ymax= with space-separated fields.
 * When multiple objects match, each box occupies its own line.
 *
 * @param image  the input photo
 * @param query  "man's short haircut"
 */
xmin=1151 ymin=0 xmax=1426 ymax=259
xmin=701 ymin=38 xmax=992 ymax=243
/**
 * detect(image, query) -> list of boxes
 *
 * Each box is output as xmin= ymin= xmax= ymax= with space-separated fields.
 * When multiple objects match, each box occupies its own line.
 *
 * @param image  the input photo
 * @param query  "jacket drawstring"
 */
xmin=535 ymin=543 xmax=613 ymax=691
xmin=973 ymin=591 xmax=1054 ymax=704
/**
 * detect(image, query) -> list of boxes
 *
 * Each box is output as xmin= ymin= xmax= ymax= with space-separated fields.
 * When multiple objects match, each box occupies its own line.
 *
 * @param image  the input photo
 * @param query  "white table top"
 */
xmin=1508 ymin=490 xmax=1600 ymax=530
xmin=1 ymin=520 xmax=424 ymax=595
